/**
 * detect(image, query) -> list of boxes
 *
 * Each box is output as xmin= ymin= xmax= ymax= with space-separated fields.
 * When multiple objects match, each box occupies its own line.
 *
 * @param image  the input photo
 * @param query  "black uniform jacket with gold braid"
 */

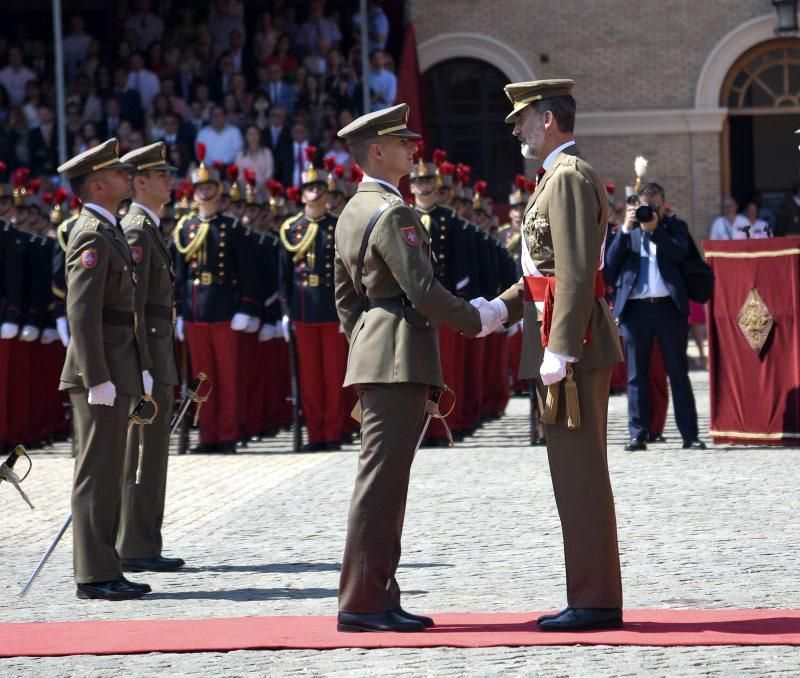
xmin=59 ymin=207 xmax=143 ymax=396
xmin=173 ymin=212 xmax=262 ymax=323
xmin=412 ymin=204 xmax=471 ymax=296
xmin=122 ymin=205 xmax=180 ymax=386
xmin=278 ymin=211 xmax=339 ymax=324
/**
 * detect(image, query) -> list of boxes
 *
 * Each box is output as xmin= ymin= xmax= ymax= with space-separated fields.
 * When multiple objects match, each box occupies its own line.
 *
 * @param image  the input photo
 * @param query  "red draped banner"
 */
xmin=704 ymin=237 xmax=800 ymax=445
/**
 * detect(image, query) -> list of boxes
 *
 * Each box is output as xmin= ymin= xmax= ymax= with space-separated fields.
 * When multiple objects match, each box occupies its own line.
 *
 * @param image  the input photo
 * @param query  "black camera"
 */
xmin=635 ymin=204 xmax=655 ymax=223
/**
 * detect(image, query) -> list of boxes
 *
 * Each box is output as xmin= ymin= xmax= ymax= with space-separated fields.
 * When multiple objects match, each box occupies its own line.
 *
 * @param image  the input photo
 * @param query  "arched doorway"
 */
xmin=721 ymin=38 xmax=800 ymax=211
xmin=421 ymin=58 xmax=523 ymax=203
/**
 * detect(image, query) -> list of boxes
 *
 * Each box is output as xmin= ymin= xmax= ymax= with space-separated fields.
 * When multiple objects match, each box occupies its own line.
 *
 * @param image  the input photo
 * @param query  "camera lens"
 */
xmin=635 ymin=204 xmax=654 ymax=222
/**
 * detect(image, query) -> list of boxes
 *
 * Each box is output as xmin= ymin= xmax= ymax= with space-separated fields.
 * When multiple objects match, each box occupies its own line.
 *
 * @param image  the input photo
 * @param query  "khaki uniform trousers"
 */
xmin=538 ymin=365 xmax=623 ymax=608
xmin=70 ymin=390 xmax=134 ymax=583
xmin=117 ymin=381 xmax=173 ymax=559
xmin=338 ymin=382 xmax=428 ymax=613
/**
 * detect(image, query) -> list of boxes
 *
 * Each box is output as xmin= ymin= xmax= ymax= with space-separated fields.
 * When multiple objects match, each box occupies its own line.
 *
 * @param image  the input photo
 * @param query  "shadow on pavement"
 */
xmin=180 ymin=562 xmax=452 ymax=574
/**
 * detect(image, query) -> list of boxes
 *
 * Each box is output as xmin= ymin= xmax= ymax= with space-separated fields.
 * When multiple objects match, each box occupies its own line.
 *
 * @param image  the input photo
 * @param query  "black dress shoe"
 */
xmin=647 ymin=433 xmax=666 ymax=443
xmin=76 ymin=580 xmax=144 ymax=600
xmin=302 ymin=442 xmax=325 ymax=452
xmin=236 ymin=438 xmax=248 ymax=448
xmin=324 ymin=441 xmax=342 ymax=451
xmin=624 ymin=437 xmax=647 ymax=451
xmin=260 ymin=427 xmax=278 ymax=438
xmin=120 ymin=576 xmax=152 ymax=593
xmin=394 ymin=607 xmax=434 ymax=628
xmin=190 ymin=443 xmax=218 ymax=454
xmin=216 ymin=441 xmax=237 ymax=453
xmin=682 ymin=439 xmax=707 ymax=450
xmin=536 ymin=606 xmax=571 ymax=624
xmin=337 ymin=610 xmax=425 ymax=633
xmin=121 ymin=556 xmax=185 ymax=572
xmin=538 ymin=607 xmax=623 ymax=631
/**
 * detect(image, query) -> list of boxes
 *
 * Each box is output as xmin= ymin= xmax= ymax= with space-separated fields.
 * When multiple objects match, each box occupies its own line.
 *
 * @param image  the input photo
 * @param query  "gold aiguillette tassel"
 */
xmin=540 ymin=382 xmax=559 ymax=426
xmin=563 ymin=364 xmax=580 ymax=430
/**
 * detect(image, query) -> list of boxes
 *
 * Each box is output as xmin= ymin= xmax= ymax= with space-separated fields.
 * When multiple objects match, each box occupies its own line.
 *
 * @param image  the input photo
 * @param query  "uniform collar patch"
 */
xmin=400 ymin=225 xmax=418 ymax=247
xmin=81 ymin=248 xmax=97 ymax=269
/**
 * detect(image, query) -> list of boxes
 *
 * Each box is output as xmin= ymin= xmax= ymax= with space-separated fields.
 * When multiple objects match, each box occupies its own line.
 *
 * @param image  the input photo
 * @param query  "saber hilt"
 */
xmin=169 ymin=372 xmax=212 ymax=436
xmin=129 ymin=395 xmax=159 ymax=486
xmin=0 ymin=446 xmax=34 ymax=509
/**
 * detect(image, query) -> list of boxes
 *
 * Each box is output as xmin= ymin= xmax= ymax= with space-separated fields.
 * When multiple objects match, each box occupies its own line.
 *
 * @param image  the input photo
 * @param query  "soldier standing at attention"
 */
xmin=334 ymin=104 xmax=492 ymax=633
xmin=57 ymin=139 xmax=152 ymax=600
xmin=477 ymin=80 xmax=625 ymax=631
xmin=117 ymin=142 xmax=185 ymax=573
xmin=173 ymin=144 xmax=262 ymax=453
xmin=278 ymin=149 xmax=347 ymax=452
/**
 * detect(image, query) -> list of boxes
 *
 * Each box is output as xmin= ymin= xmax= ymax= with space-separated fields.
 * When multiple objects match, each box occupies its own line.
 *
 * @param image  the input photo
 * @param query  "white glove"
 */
xmin=41 ymin=328 xmax=59 ymax=344
xmin=176 ymin=316 xmax=185 ymax=342
xmin=539 ymin=349 xmax=575 ymax=386
xmin=231 ymin=312 xmax=249 ymax=331
xmin=142 ymin=370 xmax=153 ymax=396
xmin=245 ymin=316 xmax=261 ymax=333
xmin=507 ymin=321 xmax=521 ymax=338
xmin=258 ymin=323 xmax=276 ymax=341
xmin=280 ymin=315 xmax=291 ymax=342
xmin=0 ymin=322 xmax=19 ymax=339
xmin=20 ymin=325 xmax=40 ymax=342
xmin=470 ymin=297 xmax=507 ymax=338
xmin=56 ymin=316 xmax=70 ymax=346
xmin=88 ymin=380 xmax=117 ymax=406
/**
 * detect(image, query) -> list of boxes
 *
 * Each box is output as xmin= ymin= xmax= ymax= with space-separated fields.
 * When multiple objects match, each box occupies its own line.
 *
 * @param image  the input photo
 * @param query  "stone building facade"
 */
xmin=411 ymin=0 xmax=800 ymax=239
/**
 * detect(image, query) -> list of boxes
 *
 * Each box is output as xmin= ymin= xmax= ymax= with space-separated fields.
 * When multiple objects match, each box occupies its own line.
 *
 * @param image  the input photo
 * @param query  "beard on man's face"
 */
xmin=520 ymin=137 xmax=538 ymax=160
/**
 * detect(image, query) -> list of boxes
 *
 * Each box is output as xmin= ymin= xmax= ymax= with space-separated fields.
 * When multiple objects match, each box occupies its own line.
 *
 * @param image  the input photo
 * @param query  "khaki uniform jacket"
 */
xmin=499 ymin=145 xmax=623 ymax=371
xmin=59 ymin=207 xmax=143 ymax=396
xmin=334 ymin=181 xmax=481 ymax=388
xmin=122 ymin=205 xmax=180 ymax=386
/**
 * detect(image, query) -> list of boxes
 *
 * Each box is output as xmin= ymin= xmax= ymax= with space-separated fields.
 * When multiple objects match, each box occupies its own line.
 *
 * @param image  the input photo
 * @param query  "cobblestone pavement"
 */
xmin=3 ymin=370 xmax=800 ymax=676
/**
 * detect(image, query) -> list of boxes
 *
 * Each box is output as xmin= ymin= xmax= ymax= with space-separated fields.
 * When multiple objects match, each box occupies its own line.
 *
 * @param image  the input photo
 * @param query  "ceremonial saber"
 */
xmin=412 ymin=387 xmax=454 ymax=456
xmin=169 ymin=372 xmax=211 ymax=437
xmin=0 ymin=445 xmax=34 ymax=509
xmin=18 ymin=514 xmax=72 ymax=597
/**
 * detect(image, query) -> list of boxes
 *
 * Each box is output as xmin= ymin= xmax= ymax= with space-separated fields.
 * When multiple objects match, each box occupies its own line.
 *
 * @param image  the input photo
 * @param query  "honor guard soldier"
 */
xmin=333 ymin=103 xmax=490 ymax=633
xmin=57 ymin=139 xmax=153 ymax=600
xmin=325 ymin=159 xmax=348 ymax=217
xmin=173 ymin=143 xmax=262 ymax=453
xmin=409 ymin=145 xmax=471 ymax=443
xmin=480 ymin=80 xmax=625 ymax=630
xmin=117 ymin=142 xmax=184 ymax=573
xmin=278 ymin=146 xmax=348 ymax=451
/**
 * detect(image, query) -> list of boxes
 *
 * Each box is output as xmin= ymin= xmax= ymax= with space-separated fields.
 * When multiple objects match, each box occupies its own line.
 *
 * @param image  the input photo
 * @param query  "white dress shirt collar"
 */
xmin=84 ymin=203 xmax=117 ymax=226
xmin=360 ymin=173 xmax=401 ymax=197
xmin=131 ymin=201 xmax=161 ymax=228
xmin=542 ymin=140 xmax=576 ymax=171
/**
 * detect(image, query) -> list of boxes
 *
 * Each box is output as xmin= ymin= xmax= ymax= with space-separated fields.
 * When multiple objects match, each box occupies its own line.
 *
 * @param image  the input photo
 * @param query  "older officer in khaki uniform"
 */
xmin=334 ymin=104 xmax=491 ymax=633
xmin=117 ymin=142 xmax=184 ymax=573
xmin=58 ymin=139 xmax=151 ymax=600
xmin=477 ymin=80 xmax=625 ymax=631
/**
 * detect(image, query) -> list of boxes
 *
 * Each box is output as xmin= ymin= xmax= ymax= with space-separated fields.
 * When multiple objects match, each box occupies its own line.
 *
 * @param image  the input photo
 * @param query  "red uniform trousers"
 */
xmin=28 ymin=340 xmax=58 ymax=441
xmin=236 ymin=331 xmax=261 ymax=439
xmin=611 ymin=336 xmax=628 ymax=390
xmin=649 ymin=339 xmax=669 ymax=436
xmin=184 ymin=322 xmax=239 ymax=445
xmin=7 ymin=339 xmax=32 ymax=445
xmin=293 ymin=322 xmax=347 ymax=444
xmin=0 ymin=339 xmax=10 ymax=449
xmin=462 ymin=336 xmax=485 ymax=429
xmin=493 ymin=332 xmax=510 ymax=414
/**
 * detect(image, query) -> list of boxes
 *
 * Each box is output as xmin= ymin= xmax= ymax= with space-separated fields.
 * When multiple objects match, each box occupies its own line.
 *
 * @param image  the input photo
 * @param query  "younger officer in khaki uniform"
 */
xmin=334 ymin=104 xmax=487 ymax=633
xmin=117 ymin=142 xmax=184 ymax=572
xmin=479 ymin=80 xmax=624 ymax=631
xmin=57 ymin=139 xmax=150 ymax=600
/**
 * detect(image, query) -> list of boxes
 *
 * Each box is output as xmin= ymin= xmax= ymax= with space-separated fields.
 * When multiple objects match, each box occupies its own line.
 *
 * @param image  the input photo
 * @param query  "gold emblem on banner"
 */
xmin=736 ymin=287 xmax=774 ymax=355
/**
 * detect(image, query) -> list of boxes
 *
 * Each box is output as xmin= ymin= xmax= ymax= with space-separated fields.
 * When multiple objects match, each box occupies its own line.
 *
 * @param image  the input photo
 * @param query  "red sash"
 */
xmin=523 ymin=271 xmax=605 ymax=348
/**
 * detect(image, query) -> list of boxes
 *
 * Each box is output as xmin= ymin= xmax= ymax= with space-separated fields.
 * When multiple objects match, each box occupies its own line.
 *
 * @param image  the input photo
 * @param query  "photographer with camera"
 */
xmin=604 ymin=182 xmax=706 ymax=452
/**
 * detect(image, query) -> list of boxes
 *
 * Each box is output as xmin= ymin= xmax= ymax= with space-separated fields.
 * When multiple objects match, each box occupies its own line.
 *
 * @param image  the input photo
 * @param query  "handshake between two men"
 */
xmin=469 ymin=296 xmax=574 ymax=386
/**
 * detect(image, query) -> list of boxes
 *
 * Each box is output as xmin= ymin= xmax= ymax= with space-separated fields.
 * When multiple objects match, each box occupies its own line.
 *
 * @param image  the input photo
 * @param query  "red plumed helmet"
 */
xmin=195 ymin=142 xmax=206 ymax=163
xmin=526 ymin=180 xmax=537 ymax=193
xmin=69 ymin=195 xmax=82 ymax=211
xmin=26 ymin=178 xmax=41 ymax=194
xmin=226 ymin=164 xmax=239 ymax=181
xmin=54 ymin=187 xmax=69 ymax=204
xmin=323 ymin=157 xmax=335 ymax=172
xmin=334 ymin=164 xmax=345 ymax=179
xmin=212 ymin=161 xmax=224 ymax=171
xmin=438 ymin=161 xmax=455 ymax=176
xmin=350 ymin=164 xmax=363 ymax=183
xmin=415 ymin=139 xmax=425 ymax=157
xmin=305 ymin=146 xmax=317 ymax=163
xmin=604 ymin=182 xmax=616 ymax=194
xmin=514 ymin=173 xmax=527 ymax=190
xmin=174 ymin=187 xmax=184 ymax=201
xmin=41 ymin=192 xmax=53 ymax=205
xmin=286 ymin=185 xmax=300 ymax=202
xmin=473 ymin=180 xmax=487 ymax=196
xmin=12 ymin=167 xmax=30 ymax=188
xmin=432 ymin=149 xmax=447 ymax=165
xmin=244 ymin=168 xmax=257 ymax=185
xmin=266 ymin=179 xmax=285 ymax=197
xmin=0 ymin=160 xmax=6 ymax=173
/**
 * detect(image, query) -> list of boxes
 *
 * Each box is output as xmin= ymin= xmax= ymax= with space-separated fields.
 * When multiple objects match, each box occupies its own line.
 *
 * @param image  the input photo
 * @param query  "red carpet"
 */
xmin=4 ymin=610 xmax=800 ymax=657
